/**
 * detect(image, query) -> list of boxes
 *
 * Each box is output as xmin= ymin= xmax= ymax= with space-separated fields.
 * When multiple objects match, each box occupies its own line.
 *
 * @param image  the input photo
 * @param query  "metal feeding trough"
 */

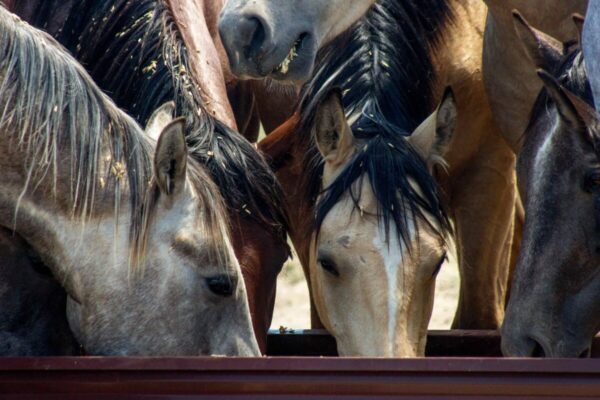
xmin=2 ymin=330 xmax=600 ymax=398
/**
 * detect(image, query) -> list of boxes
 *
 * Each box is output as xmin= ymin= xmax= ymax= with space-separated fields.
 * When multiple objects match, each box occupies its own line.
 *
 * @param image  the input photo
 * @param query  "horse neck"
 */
xmin=163 ymin=0 xmax=237 ymax=129
xmin=0 ymin=141 xmax=134 ymax=300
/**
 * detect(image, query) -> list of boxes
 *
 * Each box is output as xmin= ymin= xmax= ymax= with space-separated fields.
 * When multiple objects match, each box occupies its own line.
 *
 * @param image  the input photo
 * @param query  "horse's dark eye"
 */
xmin=432 ymin=252 xmax=447 ymax=277
xmin=584 ymin=171 xmax=600 ymax=193
xmin=319 ymin=258 xmax=340 ymax=277
xmin=206 ymin=274 xmax=235 ymax=297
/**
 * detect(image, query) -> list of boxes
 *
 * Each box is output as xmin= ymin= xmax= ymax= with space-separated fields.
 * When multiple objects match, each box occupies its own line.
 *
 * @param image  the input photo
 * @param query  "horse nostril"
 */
xmin=244 ymin=17 xmax=267 ymax=61
xmin=531 ymin=341 xmax=546 ymax=357
xmin=579 ymin=348 xmax=591 ymax=358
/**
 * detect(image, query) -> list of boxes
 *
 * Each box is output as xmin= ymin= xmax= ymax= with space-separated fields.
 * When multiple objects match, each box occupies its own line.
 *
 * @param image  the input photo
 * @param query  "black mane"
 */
xmin=299 ymin=0 xmax=453 ymax=245
xmin=17 ymin=0 xmax=289 ymax=247
xmin=528 ymin=43 xmax=594 ymax=132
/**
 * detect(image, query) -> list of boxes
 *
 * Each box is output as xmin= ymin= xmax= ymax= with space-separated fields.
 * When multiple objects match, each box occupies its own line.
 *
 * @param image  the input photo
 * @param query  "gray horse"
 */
xmin=0 ymin=7 xmax=259 ymax=356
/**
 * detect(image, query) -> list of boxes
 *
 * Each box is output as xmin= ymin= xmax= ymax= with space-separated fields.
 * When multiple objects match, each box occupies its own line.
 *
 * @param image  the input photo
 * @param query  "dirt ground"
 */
xmin=270 ymin=244 xmax=460 ymax=330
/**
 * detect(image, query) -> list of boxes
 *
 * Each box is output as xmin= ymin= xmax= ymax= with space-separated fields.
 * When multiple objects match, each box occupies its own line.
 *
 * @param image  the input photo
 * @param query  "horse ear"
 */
xmin=314 ymin=89 xmax=354 ymax=163
xmin=145 ymin=101 xmax=176 ymax=142
xmin=154 ymin=118 xmax=188 ymax=196
xmin=573 ymin=13 xmax=585 ymax=45
xmin=537 ymin=69 xmax=591 ymax=140
xmin=410 ymin=87 xmax=456 ymax=170
xmin=513 ymin=10 xmax=564 ymax=72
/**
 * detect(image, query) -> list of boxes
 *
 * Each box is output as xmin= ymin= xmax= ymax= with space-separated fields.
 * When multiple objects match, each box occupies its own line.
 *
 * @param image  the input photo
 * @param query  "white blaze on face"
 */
xmin=373 ymin=216 xmax=414 ymax=355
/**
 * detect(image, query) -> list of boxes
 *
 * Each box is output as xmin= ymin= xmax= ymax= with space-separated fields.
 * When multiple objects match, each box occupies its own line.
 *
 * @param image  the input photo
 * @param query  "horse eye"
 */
xmin=319 ymin=258 xmax=340 ymax=277
xmin=205 ymin=274 xmax=235 ymax=297
xmin=432 ymin=252 xmax=447 ymax=277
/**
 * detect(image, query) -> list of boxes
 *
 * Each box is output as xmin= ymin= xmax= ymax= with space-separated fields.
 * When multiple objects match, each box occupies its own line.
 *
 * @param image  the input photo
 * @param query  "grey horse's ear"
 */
xmin=537 ymin=69 xmax=598 ymax=147
xmin=146 ymin=101 xmax=176 ymax=142
xmin=513 ymin=10 xmax=564 ymax=72
xmin=573 ymin=13 xmax=585 ymax=45
xmin=154 ymin=118 xmax=188 ymax=196
xmin=314 ymin=88 xmax=354 ymax=163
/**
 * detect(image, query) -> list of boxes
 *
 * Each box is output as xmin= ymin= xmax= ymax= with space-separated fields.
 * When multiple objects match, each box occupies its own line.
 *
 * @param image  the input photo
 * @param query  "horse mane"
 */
xmin=0 ymin=7 xmax=231 ymax=271
xmin=36 ymin=0 xmax=289 ymax=247
xmin=527 ymin=42 xmax=594 ymax=133
xmin=298 ymin=0 xmax=453 ymax=246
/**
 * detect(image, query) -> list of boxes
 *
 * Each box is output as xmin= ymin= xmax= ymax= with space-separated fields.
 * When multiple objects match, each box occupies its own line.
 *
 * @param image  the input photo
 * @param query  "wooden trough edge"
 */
xmin=2 ymin=357 xmax=600 ymax=398
xmin=3 ymin=331 xmax=600 ymax=398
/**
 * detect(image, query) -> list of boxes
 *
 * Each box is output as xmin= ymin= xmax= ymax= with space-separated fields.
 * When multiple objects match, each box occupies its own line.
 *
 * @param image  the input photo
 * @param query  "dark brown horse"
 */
xmin=8 ymin=0 xmax=290 ymax=352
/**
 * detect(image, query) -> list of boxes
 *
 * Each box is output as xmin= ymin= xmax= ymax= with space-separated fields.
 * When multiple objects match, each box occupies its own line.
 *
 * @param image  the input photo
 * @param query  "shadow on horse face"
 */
xmin=283 ymin=90 xmax=454 ymax=357
xmin=502 ymin=13 xmax=600 ymax=358
xmin=218 ymin=0 xmax=376 ymax=83
xmin=0 ymin=8 xmax=259 ymax=356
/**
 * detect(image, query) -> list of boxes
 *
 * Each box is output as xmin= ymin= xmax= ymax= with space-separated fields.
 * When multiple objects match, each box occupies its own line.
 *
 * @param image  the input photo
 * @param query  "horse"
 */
xmin=584 ymin=1 xmax=600 ymax=111
xmin=501 ymin=15 xmax=599 ymax=357
xmin=254 ymin=0 xmax=516 ymax=331
xmin=219 ymin=0 xmax=377 ymax=84
xmin=0 ymin=228 xmax=78 ymax=356
xmin=0 ymin=7 xmax=259 ymax=356
xmin=9 ymin=0 xmax=291 ymax=352
xmin=481 ymin=0 xmax=587 ymax=153
xmin=262 ymin=82 xmax=454 ymax=356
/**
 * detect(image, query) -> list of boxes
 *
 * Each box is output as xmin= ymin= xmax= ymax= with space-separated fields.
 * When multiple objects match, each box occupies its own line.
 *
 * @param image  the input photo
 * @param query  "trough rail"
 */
xmin=2 ymin=330 xmax=600 ymax=399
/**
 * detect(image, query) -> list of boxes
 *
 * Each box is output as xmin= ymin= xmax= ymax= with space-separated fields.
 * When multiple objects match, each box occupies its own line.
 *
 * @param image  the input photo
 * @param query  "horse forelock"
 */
xmin=297 ymin=0 xmax=453 ymax=249
xmin=51 ymin=0 xmax=289 ymax=249
xmin=0 ymin=7 xmax=230 ymax=274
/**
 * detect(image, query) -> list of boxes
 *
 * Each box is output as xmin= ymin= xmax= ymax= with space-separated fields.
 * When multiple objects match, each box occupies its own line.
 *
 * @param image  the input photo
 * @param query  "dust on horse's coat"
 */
xmin=0 ymin=7 xmax=258 ymax=356
xmin=10 ymin=0 xmax=291 ymax=352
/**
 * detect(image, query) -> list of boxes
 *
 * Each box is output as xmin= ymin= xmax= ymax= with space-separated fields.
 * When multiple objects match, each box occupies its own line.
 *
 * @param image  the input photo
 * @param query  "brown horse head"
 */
xmin=502 ymin=14 xmax=600 ymax=357
xmin=218 ymin=0 xmax=376 ymax=83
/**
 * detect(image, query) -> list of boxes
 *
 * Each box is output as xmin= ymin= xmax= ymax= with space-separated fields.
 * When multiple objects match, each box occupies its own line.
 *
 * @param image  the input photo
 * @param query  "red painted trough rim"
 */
xmin=1 ymin=357 xmax=600 ymax=373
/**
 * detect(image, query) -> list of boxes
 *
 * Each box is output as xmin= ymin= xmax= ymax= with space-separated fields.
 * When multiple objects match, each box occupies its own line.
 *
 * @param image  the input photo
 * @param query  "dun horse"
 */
xmin=0 ymin=7 xmax=259 ymax=356
xmin=9 ymin=0 xmax=291 ymax=352
xmin=263 ymin=87 xmax=454 ymax=356
xmin=259 ymin=0 xmax=461 ymax=353
xmin=251 ymin=0 xmax=516 ymax=331
xmin=502 ymin=15 xmax=599 ymax=358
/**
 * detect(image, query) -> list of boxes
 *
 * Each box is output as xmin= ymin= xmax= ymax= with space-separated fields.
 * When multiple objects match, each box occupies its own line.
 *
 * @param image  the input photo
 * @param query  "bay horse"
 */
xmin=10 ymin=0 xmax=290 ymax=352
xmin=0 ymin=7 xmax=259 ymax=355
xmin=502 ymin=15 xmax=598 ymax=357
xmin=262 ymin=85 xmax=454 ymax=356
xmin=256 ymin=0 xmax=517 ymax=330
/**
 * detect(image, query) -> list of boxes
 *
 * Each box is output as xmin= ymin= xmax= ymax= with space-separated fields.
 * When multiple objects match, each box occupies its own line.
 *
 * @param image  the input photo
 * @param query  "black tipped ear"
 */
xmin=537 ymin=69 xmax=588 ymax=132
xmin=409 ymin=87 xmax=456 ymax=170
xmin=314 ymin=89 xmax=354 ymax=161
xmin=154 ymin=118 xmax=188 ymax=196
xmin=513 ymin=10 xmax=564 ymax=71
xmin=573 ymin=13 xmax=585 ymax=45
xmin=435 ymin=87 xmax=457 ymax=155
